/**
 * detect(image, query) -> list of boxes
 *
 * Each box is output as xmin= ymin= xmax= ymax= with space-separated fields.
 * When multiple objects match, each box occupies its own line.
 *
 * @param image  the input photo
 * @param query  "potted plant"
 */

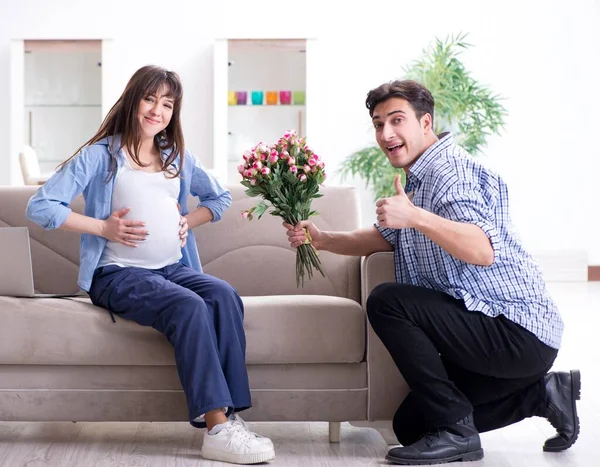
xmin=339 ymin=33 xmax=508 ymax=199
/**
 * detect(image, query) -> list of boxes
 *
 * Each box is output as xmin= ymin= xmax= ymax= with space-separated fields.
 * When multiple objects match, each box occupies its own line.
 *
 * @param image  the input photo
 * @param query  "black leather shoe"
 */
xmin=386 ymin=414 xmax=484 ymax=465
xmin=542 ymin=369 xmax=581 ymax=452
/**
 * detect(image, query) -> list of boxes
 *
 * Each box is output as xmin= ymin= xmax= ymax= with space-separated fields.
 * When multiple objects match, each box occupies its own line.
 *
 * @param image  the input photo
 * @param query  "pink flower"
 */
xmin=303 ymin=164 xmax=312 ymax=173
xmin=299 ymin=174 xmax=307 ymax=182
xmin=308 ymin=158 xmax=317 ymax=166
xmin=287 ymin=157 xmax=295 ymax=165
xmin=237 ymin=164 xmax=245 ymax=174
xmin=270 ymin=154 xmax=279 ymax=163
xmin=250 ymin=178 xmax=257 ymax=186
xmin=261 ymin=167 xmax=271 ymax=175
xmin=252 ymin=161 xmax=263 ymax=170
xmin=318 ymin=161 xmax=325 ymax=169
xmin=290 ymin=165 xmax=298 ymax=174
xmin=241 ymin=211 xmax=249 ymax=219
xmin=281 ymin=151 xmax=290 ymax=159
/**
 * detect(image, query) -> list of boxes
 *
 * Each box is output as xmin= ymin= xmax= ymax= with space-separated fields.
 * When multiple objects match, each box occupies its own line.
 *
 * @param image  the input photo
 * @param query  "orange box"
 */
xmin=266 ymin=91 xmax=278 ymax=105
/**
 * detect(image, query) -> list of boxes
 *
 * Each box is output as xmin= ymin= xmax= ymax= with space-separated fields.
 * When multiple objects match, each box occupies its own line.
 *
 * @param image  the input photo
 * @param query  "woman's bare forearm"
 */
xmin=60 ymin=211 xmax=105 ymax=236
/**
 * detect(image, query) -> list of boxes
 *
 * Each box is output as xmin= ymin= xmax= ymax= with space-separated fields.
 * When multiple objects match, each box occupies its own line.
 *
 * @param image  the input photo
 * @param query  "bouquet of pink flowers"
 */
xmin=239 ymin=130 xmax=327 ymax=287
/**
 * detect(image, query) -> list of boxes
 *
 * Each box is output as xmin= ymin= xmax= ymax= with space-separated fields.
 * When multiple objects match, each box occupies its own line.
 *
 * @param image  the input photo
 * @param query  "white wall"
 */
xmin=0 ymin=0 xmax=598 ymax=265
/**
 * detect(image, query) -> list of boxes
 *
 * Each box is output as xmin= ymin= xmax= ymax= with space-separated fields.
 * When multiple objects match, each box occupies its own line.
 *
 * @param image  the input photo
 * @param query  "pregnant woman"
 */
xmin=26 ymin=65 xmax=275 ymax=465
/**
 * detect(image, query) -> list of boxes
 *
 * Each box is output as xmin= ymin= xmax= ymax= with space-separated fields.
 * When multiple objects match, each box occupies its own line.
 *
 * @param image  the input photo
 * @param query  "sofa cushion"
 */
xmin=0 ymin=295 xmax=365 ymax=366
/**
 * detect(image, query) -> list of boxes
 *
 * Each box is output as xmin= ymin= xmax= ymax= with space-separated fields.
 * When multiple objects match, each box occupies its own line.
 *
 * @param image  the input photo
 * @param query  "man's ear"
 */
xmin=421 ymin=113 xmax=433 ymax=133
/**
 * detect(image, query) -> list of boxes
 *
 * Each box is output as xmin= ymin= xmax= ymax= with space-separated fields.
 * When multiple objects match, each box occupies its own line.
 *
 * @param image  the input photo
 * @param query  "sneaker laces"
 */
xmin=230 ymin=413 xmax=265 ymax=439
xmin=225 ymin=423 xmax=254 ymax=449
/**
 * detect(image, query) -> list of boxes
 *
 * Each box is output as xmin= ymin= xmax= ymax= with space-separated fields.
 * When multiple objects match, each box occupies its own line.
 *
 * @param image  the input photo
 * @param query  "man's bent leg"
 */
xmin=367 ymin=283 xmax=486 ymax=464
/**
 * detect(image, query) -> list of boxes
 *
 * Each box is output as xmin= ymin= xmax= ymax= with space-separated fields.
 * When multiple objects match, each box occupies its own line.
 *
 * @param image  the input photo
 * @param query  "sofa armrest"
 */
xmin=361 ymin=252 xmax=409 ymax=422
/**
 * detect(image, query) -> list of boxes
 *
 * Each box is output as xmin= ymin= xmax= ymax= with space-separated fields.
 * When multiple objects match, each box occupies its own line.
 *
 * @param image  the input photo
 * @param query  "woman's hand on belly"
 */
xmin=101 ymin=207 xmax=148 ymax=247
xmin=179 ymin=215 xmax=189 ymax=247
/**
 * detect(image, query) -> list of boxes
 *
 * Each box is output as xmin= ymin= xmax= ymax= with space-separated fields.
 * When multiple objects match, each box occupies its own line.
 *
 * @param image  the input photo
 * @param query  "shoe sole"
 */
xmin=543 ymin=369 xmax=581 ymax=452
xmin=385 ymin=448 xmax=484 ymax=465
xmin=201 ymin=446 xmax=275 ymax=464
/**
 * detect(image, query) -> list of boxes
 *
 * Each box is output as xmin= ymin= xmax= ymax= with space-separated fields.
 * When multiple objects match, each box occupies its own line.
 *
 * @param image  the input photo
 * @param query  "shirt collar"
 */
xmin=406 ymin=132 xmax=454 ymax=185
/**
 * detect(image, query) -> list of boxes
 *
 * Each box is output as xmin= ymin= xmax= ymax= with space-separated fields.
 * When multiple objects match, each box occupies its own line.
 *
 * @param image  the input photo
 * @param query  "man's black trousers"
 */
xmin=366 ymin=283 xmax=558 ymax=445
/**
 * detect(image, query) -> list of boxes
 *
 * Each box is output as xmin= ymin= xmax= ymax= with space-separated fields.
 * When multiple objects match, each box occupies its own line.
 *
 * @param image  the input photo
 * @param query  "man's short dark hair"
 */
xmin=366 ymin=80 xmax=435 ymax=126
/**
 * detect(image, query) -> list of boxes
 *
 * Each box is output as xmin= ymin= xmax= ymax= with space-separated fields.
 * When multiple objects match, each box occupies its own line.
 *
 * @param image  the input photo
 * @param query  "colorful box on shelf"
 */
xmin=266 ymin=91 xmax=278 ymax=105
xmin=279 ymin=90 xmax=291 ymax=105
xmin=228 ymin=91 xmax=237 ymax=105
xmin=293 ymin=91 xmax=305 ymax=105
xmin=251 ymin=91 xmax=264 ymax=105
xmin=236 ymin=91 xmax=247 ymax=105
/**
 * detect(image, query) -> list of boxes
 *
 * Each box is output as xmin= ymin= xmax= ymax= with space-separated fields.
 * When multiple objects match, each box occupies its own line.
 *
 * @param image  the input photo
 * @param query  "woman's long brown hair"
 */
xmin=59 ymin=65 xmax=185 ymax=180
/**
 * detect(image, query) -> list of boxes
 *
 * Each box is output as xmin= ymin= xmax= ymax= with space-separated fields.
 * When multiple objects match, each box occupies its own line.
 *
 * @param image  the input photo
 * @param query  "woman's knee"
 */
xmin=211 ymin=278 xmax=240 ymax=300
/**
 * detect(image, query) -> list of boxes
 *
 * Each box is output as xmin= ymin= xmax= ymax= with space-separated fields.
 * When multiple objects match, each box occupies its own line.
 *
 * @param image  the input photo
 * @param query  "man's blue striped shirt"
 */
xmin=376 ymin=133 xmax=563 ymax=349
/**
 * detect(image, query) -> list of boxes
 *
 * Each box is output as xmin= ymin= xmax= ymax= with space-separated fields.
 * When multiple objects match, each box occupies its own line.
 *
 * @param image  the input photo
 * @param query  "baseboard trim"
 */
xmin=589 ymin=266 xmax=600 ymax=281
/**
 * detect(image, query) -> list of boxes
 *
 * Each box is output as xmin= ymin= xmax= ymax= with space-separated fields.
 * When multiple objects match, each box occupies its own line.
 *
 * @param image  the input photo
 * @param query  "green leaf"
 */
xmin=253 ymin=200 xmax=269 ymax=219
xmin=244 ymin=186 xmax=264 ymax=198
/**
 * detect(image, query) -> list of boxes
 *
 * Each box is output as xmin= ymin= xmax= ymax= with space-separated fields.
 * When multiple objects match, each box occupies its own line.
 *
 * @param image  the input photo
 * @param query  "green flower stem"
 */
xmin=278 ymin=214 xmax=325 ymax=288
xmin=296 ymin=243 xmax=325 ymax=287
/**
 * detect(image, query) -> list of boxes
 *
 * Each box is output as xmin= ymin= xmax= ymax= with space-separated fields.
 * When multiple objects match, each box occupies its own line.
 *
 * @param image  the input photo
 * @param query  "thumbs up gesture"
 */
xmin=375 ymin=174 xmax=417 ymax=229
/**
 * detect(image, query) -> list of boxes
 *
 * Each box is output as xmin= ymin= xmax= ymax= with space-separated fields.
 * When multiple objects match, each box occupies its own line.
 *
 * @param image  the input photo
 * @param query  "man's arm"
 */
xmin=411 ymin=210 xmax=494 ymax=266
xmin=376 ymin=175 xmax=494 ymax=266
xmin=285 ymin=222 xmax=393 ymax=256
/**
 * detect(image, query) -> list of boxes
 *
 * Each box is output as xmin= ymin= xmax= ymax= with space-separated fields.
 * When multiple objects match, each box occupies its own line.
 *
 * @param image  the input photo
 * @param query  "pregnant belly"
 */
xmin=105 ymin=199 xmax=182 ymax=268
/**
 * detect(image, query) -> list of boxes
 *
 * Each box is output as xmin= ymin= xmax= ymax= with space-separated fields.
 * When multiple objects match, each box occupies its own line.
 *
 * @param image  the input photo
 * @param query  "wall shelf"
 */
xmin=25 ymin=104 xmax=101 ymax=108
xmin=227 ymin=104 xmax=306 ymax=108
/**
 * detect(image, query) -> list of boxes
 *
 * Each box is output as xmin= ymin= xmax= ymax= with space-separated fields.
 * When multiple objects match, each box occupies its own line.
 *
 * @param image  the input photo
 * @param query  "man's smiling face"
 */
xmin=372 ymin=97 xmax=433 ymax=171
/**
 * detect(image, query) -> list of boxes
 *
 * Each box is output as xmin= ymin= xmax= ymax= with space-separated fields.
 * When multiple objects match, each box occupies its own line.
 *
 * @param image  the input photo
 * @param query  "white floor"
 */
xmin=0 ymin=282 xmax=598 ymax=466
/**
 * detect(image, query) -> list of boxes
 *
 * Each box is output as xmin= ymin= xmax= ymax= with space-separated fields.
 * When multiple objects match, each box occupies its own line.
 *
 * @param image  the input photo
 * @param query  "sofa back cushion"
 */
xmin=0 ymin=185 xmax=361 ymax=301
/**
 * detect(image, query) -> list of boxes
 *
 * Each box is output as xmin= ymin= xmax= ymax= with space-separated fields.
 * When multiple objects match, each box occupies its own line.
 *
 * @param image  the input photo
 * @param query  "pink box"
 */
xmin=279 ymin=90 xmax=291 ymax=105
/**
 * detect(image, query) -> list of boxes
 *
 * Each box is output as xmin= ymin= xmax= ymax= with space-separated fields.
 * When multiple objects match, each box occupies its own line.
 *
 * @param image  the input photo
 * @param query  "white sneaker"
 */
xmin=202 ymin=421 xmax=275 ymax=464
xmin=230 ymin=413 xmax=274 ymax=448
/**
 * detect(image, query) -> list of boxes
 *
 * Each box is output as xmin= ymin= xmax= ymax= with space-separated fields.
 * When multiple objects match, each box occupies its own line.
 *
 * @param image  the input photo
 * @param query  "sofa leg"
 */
xmin=329 ymin=421 xmax=341 ymax=443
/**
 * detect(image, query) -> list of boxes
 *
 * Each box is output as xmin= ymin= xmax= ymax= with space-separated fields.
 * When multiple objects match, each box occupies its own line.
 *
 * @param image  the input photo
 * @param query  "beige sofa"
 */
xmin=0 ymin=184 xmax=408 ymax=442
